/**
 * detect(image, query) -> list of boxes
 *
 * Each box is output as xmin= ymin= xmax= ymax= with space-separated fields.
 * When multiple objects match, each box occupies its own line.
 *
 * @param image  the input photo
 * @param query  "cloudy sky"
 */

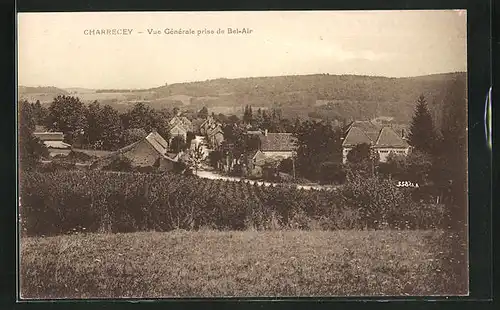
xmin=17 ymin=10 xmax=467 ymax=89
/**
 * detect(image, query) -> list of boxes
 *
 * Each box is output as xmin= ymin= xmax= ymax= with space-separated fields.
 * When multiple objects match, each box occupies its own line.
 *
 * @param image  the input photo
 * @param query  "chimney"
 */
xmin=264 ymin=129 xmax=268 ymax=136
xmin=401 ymin=129 xmax=405 ymax=139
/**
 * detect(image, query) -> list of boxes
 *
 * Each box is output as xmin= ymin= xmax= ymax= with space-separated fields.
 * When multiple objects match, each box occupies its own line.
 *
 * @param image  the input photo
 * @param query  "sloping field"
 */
xmin=20 ymin=230 xmax=467 ymax=298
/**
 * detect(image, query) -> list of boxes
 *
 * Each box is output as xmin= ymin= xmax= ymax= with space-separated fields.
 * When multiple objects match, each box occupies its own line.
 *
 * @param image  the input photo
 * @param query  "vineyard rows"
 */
xmin=19 ymin=171 xmax=447 ymax=236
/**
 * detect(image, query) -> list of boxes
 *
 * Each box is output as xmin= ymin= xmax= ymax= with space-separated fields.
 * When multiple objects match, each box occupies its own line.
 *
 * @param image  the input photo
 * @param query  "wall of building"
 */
xmin=342 ymin=147 xmax=352 ymax=164
xmin=158 ymin=158 xmax=175 ymax=172
xmin=261 ymin=151 xmax=294 ymax=160
xmin=170 ymin=127 xmax=187 ymax=141
xmin=342 ymin=146 xmax=410 ymax=163
xmin=48 ymin=149 xmax=71 ymax=157
xmin=376 ymin=147 xmax=410 ymax=162
xmin=122 ymin=140 xmax=160 ymax=167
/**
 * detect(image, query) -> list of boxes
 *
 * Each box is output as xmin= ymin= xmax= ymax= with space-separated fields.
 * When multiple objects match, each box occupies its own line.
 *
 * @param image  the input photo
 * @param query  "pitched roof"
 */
xmin=169 ymin=116 xmax=182 ymax=125
xmin=374 ymin=127 xmax=409 ymax=148
xmin=191 ymin=118 xmax=205 ymax=131
xmin=170 ymin=124 xmax=188 ymax=135
xmin=33 ymin=132 xmax=64 ymax=141
xmin=98 ymin=131 xmax=170 ymax=162
xmin=246 ymin=130 xmax=263 ymax=135
xmin=342 ymin=127 xmax=372 ymax=147
xmin=145 ymin=131 xmax=169 ymax=155
xmin=180 ymin=116 xmax=192 ymax=126
xmin=207 ymin=124 xmax=223 ymax=136
xmin=346 ymin=121 xmax=382 ymax=142
xmin=43 ymin=141 xmax=71 ymax=149
xmin=259 ymin=133 xmax=296 ymax=152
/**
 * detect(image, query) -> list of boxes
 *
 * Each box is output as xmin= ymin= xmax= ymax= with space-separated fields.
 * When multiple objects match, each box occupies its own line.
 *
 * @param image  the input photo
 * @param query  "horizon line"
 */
xmin=18 ymin=71 xmax=467 ymax=90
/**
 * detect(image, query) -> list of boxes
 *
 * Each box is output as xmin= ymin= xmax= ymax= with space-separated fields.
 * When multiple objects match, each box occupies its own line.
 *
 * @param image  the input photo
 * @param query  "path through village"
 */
xmin=194 ymin=167 xmax=337 ymax=191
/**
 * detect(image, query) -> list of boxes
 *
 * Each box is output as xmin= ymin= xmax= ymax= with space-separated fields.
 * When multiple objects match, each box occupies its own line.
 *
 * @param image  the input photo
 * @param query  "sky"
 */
xmin=17 ymin=10 xmax=467 ymax=89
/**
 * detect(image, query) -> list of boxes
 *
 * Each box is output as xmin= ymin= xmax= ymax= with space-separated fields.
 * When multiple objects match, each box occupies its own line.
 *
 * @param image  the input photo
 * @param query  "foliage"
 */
xmin=170 ymin=136 xmax=187 ymax=152
xmin=243 ymin=105 xmax=253 ymax=124
xmin=31 ymin=100 xmax=48 ymax=126
xmin=46 ymin=95 xmax=86 ymax=144
xmin=338 ymin=174 xmax=445 ymax=229
xmin=346 ymin=143 xmax=371 ymax=164
xmin=277 ymin=158 xmax=294 ymax=174
xmin=185 ymin=144 xmax=205 ymax=174
xmin=208 ymin=150 xmax=223 ymax=168
xmin=120 ymin=103 xmax=171 ymax=143
xmin=19 ymin=171 xmax=448 ymax=237
xmin=408 ymin=95 xmax=437 ymax=154
xmin=101 ymin=156 xmax=133 ymax=172
xmin=18 ymin=100 xmax=49 ymax=170
xmin=432 ymin=76 xmax=467 ymax=229
xmin=294 ymin=120 xmax=342 ymax=181
xmin=378 ymin=150 xmax=432 ymax=185
xmin=317 ymin=162 xmax=346 ymax=185
xmin=120 ymin=128 xmax=147 ymax=146
xmin=99 ymin=105 xmax=123 ymax=150
xmin=197 ymin=106 xmax=209 ymax=119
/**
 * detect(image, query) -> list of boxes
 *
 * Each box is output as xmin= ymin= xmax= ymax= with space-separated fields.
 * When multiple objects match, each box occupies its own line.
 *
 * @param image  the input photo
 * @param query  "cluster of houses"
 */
xmin=31 ymin=112 xmax=411 ymax=176
xmin=168 ymin=114 xmax=224 ymax=150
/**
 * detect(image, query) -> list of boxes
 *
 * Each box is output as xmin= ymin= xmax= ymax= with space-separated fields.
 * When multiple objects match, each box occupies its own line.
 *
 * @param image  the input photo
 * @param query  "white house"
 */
xmin=342 ymin=120 xmax=410 ymax=163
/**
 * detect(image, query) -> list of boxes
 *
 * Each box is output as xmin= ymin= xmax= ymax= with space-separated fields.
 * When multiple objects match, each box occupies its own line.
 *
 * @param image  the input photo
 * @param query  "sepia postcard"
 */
xmin=17 ymin=10 xmax=468 ymax=299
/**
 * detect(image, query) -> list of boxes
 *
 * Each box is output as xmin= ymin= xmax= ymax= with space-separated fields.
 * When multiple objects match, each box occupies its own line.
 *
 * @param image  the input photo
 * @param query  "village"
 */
xmin=17 ymin=10 xmax=469 ymax=299
xmin=30 ymin=104 xmax=412 ymax=189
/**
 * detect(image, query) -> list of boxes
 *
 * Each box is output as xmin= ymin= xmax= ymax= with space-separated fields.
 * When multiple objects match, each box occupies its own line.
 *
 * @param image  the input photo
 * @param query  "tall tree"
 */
xmin=170 ymin=136 xmax=186 ymax=153
xmin=198 ymin=106 xmax=209 ymax=119
xmin=31 ymin=100 xmax=48 ymax=126
xmin=99 ymin=105 xmax=123 ymax=150
xmin=120 ymin=128 xmax=147 ymax=147
xmin=346 ymin=143 xmax=371 ymax=164
xmin=294 ymin=121 xmax=342 ymax=180
xmin=150 ymin=109 xmax=171 ymax=142
xmin=84 ymin=101 xmax=103 ymax=146
xmin=408 ymin=95 xmax=437 ymax=154
xmin=243 ymin=105 xmax=253 ymax=124
xmin=126 ymin=102 xmax=154 ymax=131
xmin=19 ymin=100 xmax=48 ymax=170
xmin=46 ymin=95 xmax=86 ymax=144
xmin=433 ymin=76 xmax=467 ymax=229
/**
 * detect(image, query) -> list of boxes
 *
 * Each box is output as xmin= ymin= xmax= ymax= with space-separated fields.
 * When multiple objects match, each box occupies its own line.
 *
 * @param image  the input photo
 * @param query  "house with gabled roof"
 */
xmin=206 ymin=123 xmax=224 ymax=149
xmin=91 ymin=131 xmax=176 ymax=171
xmin=342 ymin=120 xmax=410 ymax=163
xmin=33 ymin=131 xmax=72 ymax=157
xmin=257 ymin=131 xmax=297 ymax=161
xmin=168 ymin=115 xmax=193 ymax=143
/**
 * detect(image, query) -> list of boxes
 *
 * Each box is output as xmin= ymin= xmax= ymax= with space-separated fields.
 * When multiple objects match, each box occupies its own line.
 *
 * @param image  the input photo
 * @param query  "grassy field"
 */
xmin=20 ymin=230 xmax=467 ymax=298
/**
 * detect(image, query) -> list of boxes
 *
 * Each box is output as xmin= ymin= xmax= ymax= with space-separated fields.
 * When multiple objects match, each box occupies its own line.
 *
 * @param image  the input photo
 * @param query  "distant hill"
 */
xmin=148 ymin=72 xmax=466 ymax=124
xmin=19 ymin=86 xmax=69 ymax=95
xmin=18 ymin=72 xmax=466 ymax=125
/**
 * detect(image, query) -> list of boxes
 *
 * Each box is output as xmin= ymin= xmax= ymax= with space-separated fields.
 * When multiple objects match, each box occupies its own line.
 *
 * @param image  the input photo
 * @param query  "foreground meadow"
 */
xmin=20 ymin=229 xmax=466 ymax=298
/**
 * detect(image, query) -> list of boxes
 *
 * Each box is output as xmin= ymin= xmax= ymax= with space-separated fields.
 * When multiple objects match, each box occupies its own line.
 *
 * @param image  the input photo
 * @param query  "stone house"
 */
xmin=341 ymin=120 xmax=410 ymax=163
xmin=206 ymin=124 xmax=224 ymax=149
xmin=91 ymin=131 xmax=176 ymax=171
xmin=258 ymin=131 xmax=297 ymax=160
xmin=245 ymin=131 xmax=297 ymax=177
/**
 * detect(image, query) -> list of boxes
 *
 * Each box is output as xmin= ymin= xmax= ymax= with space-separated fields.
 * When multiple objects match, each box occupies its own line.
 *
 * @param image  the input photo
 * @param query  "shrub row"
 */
xmin=19 ymin=171 xmax=448 ymax=236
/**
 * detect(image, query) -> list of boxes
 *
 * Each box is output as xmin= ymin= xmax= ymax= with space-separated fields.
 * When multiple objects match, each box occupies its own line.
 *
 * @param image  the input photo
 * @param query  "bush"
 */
xmin=278 ymin=158 xmax=294 ymax=174
xmin=339 ymin=174 xmax=445 ymax=229
xmin=36 ymin=161 xmax=76 ymax=173
xmin=102 ymin=156 xmax=133 ymax=172
xmin=317 ymin=162 xmax=346 ymax=185
xmin=19 ymin=171 xmax=449 ymax=237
